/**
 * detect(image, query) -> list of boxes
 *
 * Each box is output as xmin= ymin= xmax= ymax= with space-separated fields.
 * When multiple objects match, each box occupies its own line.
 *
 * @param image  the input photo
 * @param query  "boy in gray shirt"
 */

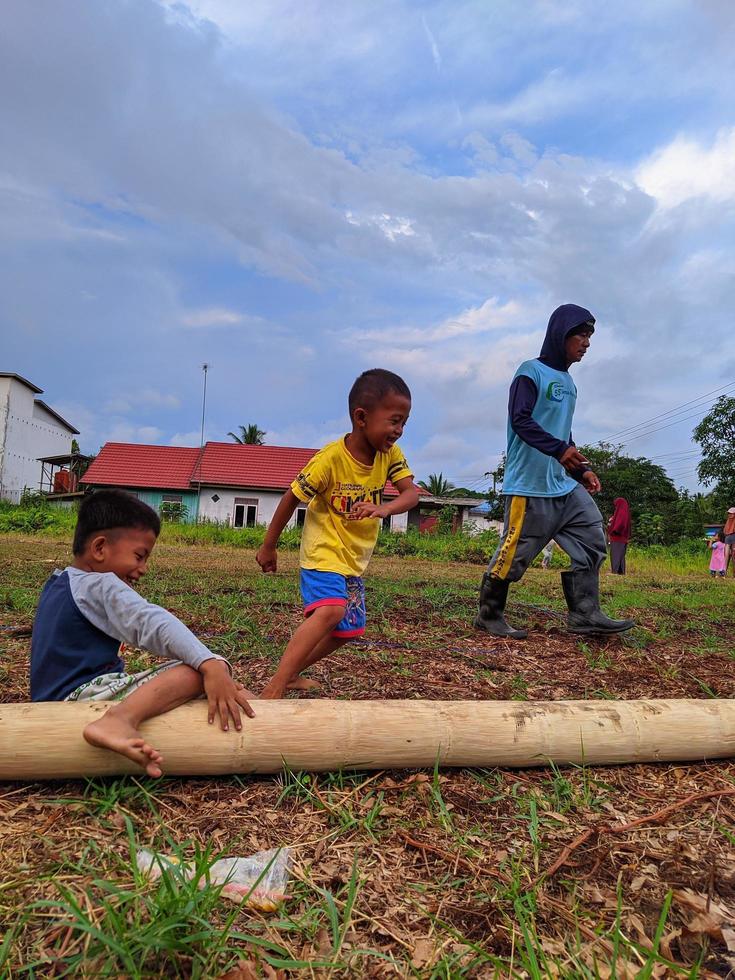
xmin=31 ymin=490 xmax=255 ymax=776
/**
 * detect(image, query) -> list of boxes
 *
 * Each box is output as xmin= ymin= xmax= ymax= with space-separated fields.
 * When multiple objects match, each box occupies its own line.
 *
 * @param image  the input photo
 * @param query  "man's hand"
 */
xmin=348 ymin=501 xmax=390 ymax=520
xmin=256 ymin=544 xmax=278 ymax=573
xmin=558 ymin=446 xmax=591 ymax=475
xmin=582 ymin=470 xmax=602 ymax=494
xmin=200 ymin=659 xmax=255 ymax=731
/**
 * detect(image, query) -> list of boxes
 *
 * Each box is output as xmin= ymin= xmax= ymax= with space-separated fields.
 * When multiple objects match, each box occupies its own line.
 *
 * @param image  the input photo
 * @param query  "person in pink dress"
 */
xmin=709 ymin=531 xmax=727 ymax=578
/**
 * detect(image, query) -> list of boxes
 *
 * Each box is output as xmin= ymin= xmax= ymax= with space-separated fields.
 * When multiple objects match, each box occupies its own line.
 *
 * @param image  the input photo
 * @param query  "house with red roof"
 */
xmin=82 ymin=441 xmax=415 ymax=531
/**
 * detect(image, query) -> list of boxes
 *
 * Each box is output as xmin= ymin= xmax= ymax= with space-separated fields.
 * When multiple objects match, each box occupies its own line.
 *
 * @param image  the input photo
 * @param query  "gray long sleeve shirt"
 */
xmin=30 ymin=566 xmax=227 ymax=701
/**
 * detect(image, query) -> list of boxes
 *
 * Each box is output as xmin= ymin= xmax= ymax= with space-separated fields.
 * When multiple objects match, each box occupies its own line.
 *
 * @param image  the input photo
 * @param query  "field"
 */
xmin=1 ymin=532 xmax=734 ymax=978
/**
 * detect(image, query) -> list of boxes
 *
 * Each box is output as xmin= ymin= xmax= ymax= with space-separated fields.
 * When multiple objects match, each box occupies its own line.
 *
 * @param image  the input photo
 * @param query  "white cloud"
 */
xmin=104 ymin=389 xmax=181 ymax=414
xmin=344 ymin=211 xmax=416 ymax=243
xmin=421 ymin=15 xmax=442 ymax=73
xmin=104 ymin=423 xmax=164 ymax=444
xmin=169 ymin=430 xmax=203 ymax=447
xmin=138 ymin=425 xmax=164 ymax=441
xmin=180 ymin=307 xmax=264 ymax=329
xmin=352 ymin=297 xmax=538 ymax=346
xmin=636 ymin=127 xmax=735 ymax=208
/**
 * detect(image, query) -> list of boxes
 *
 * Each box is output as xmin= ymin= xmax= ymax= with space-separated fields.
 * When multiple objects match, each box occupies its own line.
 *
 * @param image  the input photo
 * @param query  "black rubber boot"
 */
xmin=561 ymin=569 xmax=635 ymax=635
xmin=474 ymin=573 xmax=528 ymax=639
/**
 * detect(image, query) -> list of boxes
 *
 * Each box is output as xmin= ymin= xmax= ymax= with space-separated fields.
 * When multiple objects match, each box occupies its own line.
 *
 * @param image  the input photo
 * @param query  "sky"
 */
xmin=2 ymin=0 xmax=734 ymax=493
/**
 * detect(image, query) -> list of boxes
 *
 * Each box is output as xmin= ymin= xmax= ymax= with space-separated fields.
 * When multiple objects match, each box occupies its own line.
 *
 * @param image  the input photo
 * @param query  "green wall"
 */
xmin=130 ymin=489 xmax=198 ymax=523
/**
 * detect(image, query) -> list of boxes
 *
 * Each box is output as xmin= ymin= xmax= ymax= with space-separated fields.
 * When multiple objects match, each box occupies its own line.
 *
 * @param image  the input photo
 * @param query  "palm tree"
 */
xmin=228 ymin=423 xmax=266 ymax=445
xmin=418 ymin=472 xmax=456 ymax=497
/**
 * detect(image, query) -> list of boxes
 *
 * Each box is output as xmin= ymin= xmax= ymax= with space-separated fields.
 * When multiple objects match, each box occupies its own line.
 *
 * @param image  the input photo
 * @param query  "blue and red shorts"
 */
xmin=299 ymin=568 xmax=366 ymax=638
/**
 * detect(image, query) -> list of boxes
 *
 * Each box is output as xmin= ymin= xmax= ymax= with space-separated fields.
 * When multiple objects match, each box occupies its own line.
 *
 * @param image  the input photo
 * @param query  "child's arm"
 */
xmin=350 ymin=477 xmax=420 ymax=520
xmin=256 ymin=489 xmax=300 ymax=573
xmin=71 ymin=572 xmax=254 ymax=727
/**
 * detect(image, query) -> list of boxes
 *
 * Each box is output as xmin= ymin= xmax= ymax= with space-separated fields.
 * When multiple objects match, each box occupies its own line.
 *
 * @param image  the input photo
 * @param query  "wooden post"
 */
xmin=1 ymin=699 xmax=733 ymax=780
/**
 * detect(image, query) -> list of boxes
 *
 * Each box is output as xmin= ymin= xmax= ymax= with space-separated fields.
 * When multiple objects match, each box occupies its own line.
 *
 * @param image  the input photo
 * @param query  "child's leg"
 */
xmin=286 ymin=635 xmax=351 ymax=690
xmin=83 ymin=664 xmax=203 ymax=777
xmin=261 ymin=605 xmax=345 ymax=699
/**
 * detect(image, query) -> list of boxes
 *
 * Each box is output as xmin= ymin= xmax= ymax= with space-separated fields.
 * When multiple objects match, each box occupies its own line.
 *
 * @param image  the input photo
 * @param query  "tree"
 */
xmin=693 ymin=396 xmax=735 ymax=506
xmin=228 ymin=424 xmax=266 ymax=445
xmin=577 ymin=442 xmax=680 ymax=541
xmin=418 ymin=472 xmax=456 ymax=497
xmin=484 ymin=455 xmax=506 ymax=521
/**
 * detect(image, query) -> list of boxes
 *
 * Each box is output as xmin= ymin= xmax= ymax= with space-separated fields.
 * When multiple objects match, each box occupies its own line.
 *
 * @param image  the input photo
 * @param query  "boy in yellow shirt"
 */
xmin=256 ymin=369 xmax=419 ymax=698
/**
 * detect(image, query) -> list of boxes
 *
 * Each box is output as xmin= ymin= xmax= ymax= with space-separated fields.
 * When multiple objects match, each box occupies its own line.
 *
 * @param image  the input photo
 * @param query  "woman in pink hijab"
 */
xmin=607 ymin=498 xmax=631 ymax=574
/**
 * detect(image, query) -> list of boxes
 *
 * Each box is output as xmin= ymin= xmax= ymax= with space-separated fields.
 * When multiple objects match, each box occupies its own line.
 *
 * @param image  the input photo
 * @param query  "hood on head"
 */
xmin=539 ymin=304 xmax=595 ymax=370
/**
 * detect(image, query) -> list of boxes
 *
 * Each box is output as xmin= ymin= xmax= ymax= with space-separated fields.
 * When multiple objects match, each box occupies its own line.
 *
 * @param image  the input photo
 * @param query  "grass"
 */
xmin=1 ymin=530 xmax=735 ymax=975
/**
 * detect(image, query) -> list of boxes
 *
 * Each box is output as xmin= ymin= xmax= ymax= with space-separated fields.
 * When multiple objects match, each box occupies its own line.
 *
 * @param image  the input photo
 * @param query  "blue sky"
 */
xmin=2 ymin=0 xmax=734 ymax=492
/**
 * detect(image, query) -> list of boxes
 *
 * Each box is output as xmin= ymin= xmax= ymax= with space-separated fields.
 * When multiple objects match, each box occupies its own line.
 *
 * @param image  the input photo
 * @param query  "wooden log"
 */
xmin=1 ymin=698 xmax=734 ymax=780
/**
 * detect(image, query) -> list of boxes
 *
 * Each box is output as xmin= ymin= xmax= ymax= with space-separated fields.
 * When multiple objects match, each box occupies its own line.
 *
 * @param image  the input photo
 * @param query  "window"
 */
xmin=233 ymin=497 xmax=258 ymax=528
xmin=382 ymin=515 xmax=392 ymax=531
xmin=211 ymin=493 xmax=220 ymax=503
xmin=159 ymin=493 xmax=184 ymax=522
xmin=296 ymin=508 xmax=307 ymax=527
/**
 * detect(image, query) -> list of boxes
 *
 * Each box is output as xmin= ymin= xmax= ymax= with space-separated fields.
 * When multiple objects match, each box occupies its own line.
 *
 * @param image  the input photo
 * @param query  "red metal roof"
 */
xmin=83 ymin=440 xmax=421 ymax=496
xmin=82 ymin=443 xmax=201 ymax=491
xmin=194 ymin=442 xmax=316 ymax=490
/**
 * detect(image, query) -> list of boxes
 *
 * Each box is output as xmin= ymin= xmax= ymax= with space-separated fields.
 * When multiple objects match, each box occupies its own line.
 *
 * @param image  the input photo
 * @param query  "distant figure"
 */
xmin=474 ymin=304 xmax=634 ymax=638
xmin=709 ymin=530 xmax=727 ymax=578
xmin=541 ymin=540 xmax=556 ymax=569
xmin=607 ymin=497 xmax=631 ymax=575
xmin=724 ymin=507 xmax=735 ymax=577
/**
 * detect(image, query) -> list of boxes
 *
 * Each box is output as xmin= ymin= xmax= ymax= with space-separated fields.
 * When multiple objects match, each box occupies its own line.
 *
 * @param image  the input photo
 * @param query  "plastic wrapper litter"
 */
xmin=136 ymin=846 xmax=291 ymax=912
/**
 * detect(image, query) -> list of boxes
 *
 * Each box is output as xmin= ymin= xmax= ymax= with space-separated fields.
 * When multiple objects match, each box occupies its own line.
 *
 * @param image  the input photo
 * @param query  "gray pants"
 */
xmin=488 ymin=486 xmax=607 ymax=582
xmin=609 ymin=540 xmax=628 ymax=574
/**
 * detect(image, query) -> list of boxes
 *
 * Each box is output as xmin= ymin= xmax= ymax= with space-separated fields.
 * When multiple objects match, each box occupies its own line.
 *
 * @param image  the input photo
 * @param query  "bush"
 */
xmin=0 ymin=497 xmax=74 ymax=534
xmin=374 ymin=526 xmax=499 ymax=563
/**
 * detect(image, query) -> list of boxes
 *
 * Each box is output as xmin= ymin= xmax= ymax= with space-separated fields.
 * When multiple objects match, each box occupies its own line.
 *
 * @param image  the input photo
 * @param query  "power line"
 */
xmin=604 ymin=380 xmax=735 ymax=441
xmin=619 ymin=408 xmax=718 ymax=446
xmin=648 ymin=449 xmax=700 ymax=461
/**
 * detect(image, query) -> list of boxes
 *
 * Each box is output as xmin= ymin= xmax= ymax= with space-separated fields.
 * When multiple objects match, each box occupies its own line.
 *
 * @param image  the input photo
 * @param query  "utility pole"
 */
xmin=195 ymin=363 xmax=209 ymax=522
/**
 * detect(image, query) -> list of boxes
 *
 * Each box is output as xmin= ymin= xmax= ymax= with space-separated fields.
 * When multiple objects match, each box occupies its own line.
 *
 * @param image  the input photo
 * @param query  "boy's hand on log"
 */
xmin=348 ymin=501 xmax=389 ymax=520
xmin=200 ymin=659 xmax=255 ymax=730
xmin=256 ymin=545 xmax=278 ymax=573
xmin=582 ymin=470 xmax=602 ymax=494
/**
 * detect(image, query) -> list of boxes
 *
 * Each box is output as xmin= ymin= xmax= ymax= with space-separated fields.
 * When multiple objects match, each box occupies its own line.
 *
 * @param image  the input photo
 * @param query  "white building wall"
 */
xmin=462 ymin=511 xmax=503 ymax=536
xmin=197 ymin=488 xmax=292 ymax=527
xmin=0 ymin=379 xmax=74 ymax=503
xmin=196 ymin=485 xmax=410 ymax=531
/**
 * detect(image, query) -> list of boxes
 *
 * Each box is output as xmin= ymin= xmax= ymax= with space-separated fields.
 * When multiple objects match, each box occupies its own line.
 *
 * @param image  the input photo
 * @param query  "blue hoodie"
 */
xmin=503 ymin=305 xmax=595 ymax=497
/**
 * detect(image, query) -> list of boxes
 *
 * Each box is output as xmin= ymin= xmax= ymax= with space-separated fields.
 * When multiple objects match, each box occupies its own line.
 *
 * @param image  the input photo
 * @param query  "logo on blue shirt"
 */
xmin=546 ymin=381 xmax=566 ymax=402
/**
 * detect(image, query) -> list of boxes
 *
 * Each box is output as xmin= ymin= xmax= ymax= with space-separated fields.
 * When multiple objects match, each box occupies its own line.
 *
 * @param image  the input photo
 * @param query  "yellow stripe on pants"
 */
xmin=492 ymin=496 xmax=527 ymax=580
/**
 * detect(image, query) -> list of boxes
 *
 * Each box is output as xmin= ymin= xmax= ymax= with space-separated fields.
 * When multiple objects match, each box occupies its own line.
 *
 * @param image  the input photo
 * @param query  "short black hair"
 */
xmin=72 ymin=489 xmax=161 ymax=555
xmin=348 ymin=369 xmax=411 ymax=418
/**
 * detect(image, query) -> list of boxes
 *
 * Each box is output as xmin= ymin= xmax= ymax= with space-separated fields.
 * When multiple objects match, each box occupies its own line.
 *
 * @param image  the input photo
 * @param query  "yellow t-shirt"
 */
xmin=291 ymin=438 xmax=413 ymax=577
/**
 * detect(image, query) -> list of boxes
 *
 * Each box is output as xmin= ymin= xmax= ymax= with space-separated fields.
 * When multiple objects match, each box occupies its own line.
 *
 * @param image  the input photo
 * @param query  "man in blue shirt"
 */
xmin=476 ymin=304 xmax=635 ymax=639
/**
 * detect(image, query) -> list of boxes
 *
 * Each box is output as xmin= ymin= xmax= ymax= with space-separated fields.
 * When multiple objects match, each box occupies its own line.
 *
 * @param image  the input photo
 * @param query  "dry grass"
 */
xmin=1 ymin=533 xmax=735 ymax=977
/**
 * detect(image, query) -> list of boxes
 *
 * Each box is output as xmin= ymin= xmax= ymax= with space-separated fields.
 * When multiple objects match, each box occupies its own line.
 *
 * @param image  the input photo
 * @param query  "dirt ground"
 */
xmin=1 ymin=535 xmax=734 ymax=977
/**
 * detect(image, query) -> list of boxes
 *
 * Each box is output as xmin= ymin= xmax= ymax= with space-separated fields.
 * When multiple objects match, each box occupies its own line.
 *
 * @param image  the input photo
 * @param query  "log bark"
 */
xmin=1 ymin=698 xmax=734 ymax=780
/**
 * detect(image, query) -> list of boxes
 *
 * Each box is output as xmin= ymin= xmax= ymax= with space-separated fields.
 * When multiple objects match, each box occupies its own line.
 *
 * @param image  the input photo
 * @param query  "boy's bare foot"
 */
xmin=84 ymin=712 xmax=164 ymax=778
xmin=286 ymin=677 xmax=321 ymax=692
xmin=259 ymin=680 xmax=287 ymax=699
